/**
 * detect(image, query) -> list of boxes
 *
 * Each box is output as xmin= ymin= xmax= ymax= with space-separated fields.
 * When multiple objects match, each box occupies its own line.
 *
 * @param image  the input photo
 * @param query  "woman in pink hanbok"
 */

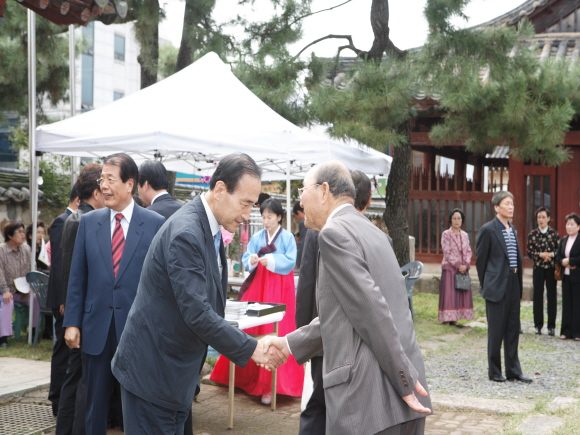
xmin=438 ymin=209 xmax=475 ymax=325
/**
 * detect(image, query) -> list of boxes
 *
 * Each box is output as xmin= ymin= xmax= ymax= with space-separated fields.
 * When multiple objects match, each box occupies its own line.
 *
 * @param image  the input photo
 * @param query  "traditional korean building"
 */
xmin=409 ymin=0 xmax=580 ymax=264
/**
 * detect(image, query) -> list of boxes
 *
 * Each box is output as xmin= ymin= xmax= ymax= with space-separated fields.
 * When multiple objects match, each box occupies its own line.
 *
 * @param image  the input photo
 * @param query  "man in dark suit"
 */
xmin=112 ymin=153 xmax=287 ymax=434
xmin=57 ymin=163 xmax=104 ymax=435
xmin=293 ymin=201 xmax=308 ymax=269
xmin=47 ymin=188 xmax=79 ymax=416
xmin=64 ymin=154 xmax=165 ymax=435
xmin=476 ymin=191 xmax=532 ymax=383
xmin=137 ymin=160 xmax=182 ymax=219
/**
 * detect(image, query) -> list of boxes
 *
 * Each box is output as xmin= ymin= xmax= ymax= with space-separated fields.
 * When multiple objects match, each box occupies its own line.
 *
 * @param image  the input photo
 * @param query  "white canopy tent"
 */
xmin=36 ymin=51 xmax=392 ymax=226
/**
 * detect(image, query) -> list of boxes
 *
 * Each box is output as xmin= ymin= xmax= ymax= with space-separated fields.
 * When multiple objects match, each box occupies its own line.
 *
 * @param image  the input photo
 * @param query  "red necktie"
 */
xmin=112 ymin=213 xmax=125 ymax=278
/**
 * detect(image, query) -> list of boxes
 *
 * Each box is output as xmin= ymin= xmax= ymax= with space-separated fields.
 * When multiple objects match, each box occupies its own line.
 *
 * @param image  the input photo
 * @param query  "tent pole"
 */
xmin=28 ymin=9 xmax=37 ymax=345
xmin=69 ymin=24 xmax=80 ymax=186
xmin=286 ymin=160 xmax=291 ymax=232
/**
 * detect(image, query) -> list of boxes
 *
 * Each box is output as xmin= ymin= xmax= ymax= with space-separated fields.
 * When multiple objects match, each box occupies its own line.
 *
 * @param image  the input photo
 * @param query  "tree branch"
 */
xmin=294 ymin=34 xmax=363 ymax=59
xmin=290 ymin=0 xmax=353 ymax=27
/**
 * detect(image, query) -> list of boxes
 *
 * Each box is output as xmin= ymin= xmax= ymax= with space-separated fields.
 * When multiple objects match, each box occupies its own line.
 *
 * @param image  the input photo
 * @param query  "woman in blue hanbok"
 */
xmin=210 ymin=198 xmax=304 ymax=404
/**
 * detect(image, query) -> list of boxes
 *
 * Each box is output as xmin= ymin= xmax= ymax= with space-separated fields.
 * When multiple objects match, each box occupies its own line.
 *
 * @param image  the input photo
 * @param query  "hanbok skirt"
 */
xmin=210 ymin=264 xmax=304 ymax=397
xmin=438 ymin=266 xmax=475 ymax=323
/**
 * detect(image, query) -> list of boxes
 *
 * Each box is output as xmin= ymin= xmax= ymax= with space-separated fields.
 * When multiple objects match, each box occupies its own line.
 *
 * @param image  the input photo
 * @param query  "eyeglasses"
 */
xmin=96 ymin=177 xmax=119 ymax=186
xmin=298 ymin=184 xmax=320 ymax=196
xmin=14 ymin=229 xmax=25 ymax=234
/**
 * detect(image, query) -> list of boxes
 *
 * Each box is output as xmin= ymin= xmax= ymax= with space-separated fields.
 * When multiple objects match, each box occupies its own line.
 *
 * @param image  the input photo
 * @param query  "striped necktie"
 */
xmin=112 ymin=213 xmax=125 ymax=278
xmin=214 ymin=231 xmax=221 ymax=258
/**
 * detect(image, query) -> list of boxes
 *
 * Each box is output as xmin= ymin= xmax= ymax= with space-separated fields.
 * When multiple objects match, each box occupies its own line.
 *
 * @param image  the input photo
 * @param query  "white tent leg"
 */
xmin=28 ymin=9 xmax=37 ymax=346
xmin=286 ymin=160 xmax=291 ymax=232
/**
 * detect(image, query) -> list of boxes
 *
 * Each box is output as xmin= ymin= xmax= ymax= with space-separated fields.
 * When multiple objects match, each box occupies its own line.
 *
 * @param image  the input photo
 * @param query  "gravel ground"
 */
xmin=421 ymin=308 xmax=580 ymax=401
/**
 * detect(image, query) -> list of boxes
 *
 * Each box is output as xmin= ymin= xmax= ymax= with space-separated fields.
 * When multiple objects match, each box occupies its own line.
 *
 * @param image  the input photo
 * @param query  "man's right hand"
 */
xmin=250 ymin=336 xmax=289 ymax=371
xmin=64 ymin=326 xmax=81 ymax=349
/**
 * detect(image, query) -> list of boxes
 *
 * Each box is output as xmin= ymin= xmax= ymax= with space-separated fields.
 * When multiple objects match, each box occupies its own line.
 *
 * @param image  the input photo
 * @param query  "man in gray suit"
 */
xmin=273 ymin=161 xmax=431 ymax=435
xmin=476 ymin=191 xmax=532 ymax=383
xmin=112 ymin=153 xmax=286 ymax=434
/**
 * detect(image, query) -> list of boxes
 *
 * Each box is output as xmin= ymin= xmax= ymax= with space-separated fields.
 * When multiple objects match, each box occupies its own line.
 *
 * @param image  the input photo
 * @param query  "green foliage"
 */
xmin=0 ymin=2 xmax=70 ymax=124
xmin=9 ymin=125 xmax=71 ymax=208
xmin=309 ymin=58 xmax=417 ymax=150
xmin=159 ymin=43 xmax=178 ymax=80
xmin=234 ymin=58 xmax=311 ymax=126
xmin=417 ymin=18 xmax=576 ymax=165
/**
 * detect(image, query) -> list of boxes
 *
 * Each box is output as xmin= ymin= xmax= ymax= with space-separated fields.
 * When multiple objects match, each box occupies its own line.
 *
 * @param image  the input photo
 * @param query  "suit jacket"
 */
xmin=112 ymin=196 xmax=257 ymax=411
xmin=475 ymin=217 xmax=523 ymax=302
xmin=147 ymin=193 xmax=182 ymax=220
xmin=60 ymin=201 xmax=94 ymax=306
xmin=295 ymin=229 xmax=319 ymax=329
xmin=555 ymin=235 xmax=580 ymax=284
xmin=287 ymin=206 xmax=430 ymax=435
xmin=296 ymin=219 xmax=308 ymax=268
xmin=46 ymin=208 xmax=72 ymax=308
xmin=63 ymin=203 xmax=165 ymax=356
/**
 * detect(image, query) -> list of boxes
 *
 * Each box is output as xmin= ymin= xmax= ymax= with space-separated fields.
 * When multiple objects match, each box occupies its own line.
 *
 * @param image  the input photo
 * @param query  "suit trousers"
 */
xmin=299 ymin=356 xmax=326 ymax=435
xmin=375 ymin=417 xmax=425 ymax=435
xmin=121 ymin=386 xmax=190 ymax=435
xmin=486 ymin=273 xmax=523 ymax=378
xmin=56 ymin=348 xmax=86 ymax=435
xmin=82 ymin=317 xmax=120 ymax=435
xmin=560 ymin=276 xmax=580 ymax=339
xmin=49 ymin=309 xmax=69 ymax=414
xmin=532 ymin=267 xmax=557 ymax=330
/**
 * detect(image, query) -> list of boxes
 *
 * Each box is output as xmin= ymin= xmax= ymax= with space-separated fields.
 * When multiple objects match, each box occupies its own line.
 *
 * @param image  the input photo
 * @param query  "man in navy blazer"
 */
xmin=137 ymin=160 xmax=182 ymax=220
xmin=112 ymin=153 xmax=287 ymax=434
xmin=476 ymin=191 xmax=532 ymax=384
xmin=64 ymin=153 xmax=165 ymax=435
xmin=47 ymin=188 xmax=79 ymax=416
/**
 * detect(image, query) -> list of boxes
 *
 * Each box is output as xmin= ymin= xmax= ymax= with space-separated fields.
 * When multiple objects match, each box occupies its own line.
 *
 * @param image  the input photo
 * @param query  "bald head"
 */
xmin=309 ymin=160 xmax=355 ymax=200
xmin=300 ymin=160 xmax=355 ymax=231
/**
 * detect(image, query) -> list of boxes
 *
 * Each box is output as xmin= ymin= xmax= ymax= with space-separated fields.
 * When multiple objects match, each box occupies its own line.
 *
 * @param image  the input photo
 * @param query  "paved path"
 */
xmin=4 ymin=380 xmax=507 ymax=435
xmin=0 ymin=357 xmax=50 ymax=401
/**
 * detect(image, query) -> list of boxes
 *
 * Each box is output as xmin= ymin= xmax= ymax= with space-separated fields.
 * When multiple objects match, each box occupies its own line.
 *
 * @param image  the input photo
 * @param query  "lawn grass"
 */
xmin=0 ymin=336 xmax=53 ymax=361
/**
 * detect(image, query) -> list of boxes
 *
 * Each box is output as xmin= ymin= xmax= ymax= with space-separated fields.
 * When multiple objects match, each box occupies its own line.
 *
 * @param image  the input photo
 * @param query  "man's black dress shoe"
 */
xmin=535 ymin=327 xmax=542 ymax=335
xmin=489 ymin=376 xmax=506 ymax=382
xmin=507 ymin=375 xmax=533 ymax=383
xmin=548 ymin=328 xmax=555 ymax=336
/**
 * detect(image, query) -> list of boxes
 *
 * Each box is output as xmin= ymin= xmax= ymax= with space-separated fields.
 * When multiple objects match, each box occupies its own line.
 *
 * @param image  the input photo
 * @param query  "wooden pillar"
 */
xmin=454 ymin=158 xmax=466 ymax=191
xmin=423 ymin=151 xmax=436 ymax=189
xmin=473 ymin=157 xmax=483 ymax=192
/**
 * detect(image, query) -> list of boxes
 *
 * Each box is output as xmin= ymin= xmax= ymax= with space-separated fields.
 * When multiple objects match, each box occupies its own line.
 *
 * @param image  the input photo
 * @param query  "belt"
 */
xmin=510 ymin=268 xmax=518 ymax=273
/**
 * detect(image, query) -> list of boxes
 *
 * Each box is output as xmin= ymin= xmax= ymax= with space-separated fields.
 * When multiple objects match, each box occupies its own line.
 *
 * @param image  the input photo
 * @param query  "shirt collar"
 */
xmin=266 ymin=226 xmax=281 ymax=244
xmin=539 ymin=226 xmax=549 ymax=234
xmin=151 ymin=191 xmax=167 ymax=205
xmin=110 ymin=200 xmax=135 ymax=224
xmin=66 ymin=207 xmax=75 ymax=213
xmin=327 ymin=203 xmax=354 ymax=224
xmin=200 ymin=193 xmax=220 ymax=237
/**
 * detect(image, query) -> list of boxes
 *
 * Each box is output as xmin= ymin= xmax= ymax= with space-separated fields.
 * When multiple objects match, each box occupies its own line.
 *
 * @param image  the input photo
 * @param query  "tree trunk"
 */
xmin=367 ymin=0 xmax=390 ymax=60
xmin=137 ymin=0 xmax=159 ymax=89
xmin=383 ymin=123 xmax=412 ymax=267
xmin=175 ymin=0 xmax=195 ymax=72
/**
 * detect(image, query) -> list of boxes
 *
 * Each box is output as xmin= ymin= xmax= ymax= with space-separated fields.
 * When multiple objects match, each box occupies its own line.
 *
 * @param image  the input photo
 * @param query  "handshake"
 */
xmin=250 ymin=336 xmax=290 ymax=371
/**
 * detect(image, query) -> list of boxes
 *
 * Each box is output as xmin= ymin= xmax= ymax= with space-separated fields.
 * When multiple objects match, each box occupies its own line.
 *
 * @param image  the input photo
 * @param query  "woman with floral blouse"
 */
xmin=438 ymin=209 xmax=474 ymax=324
xmin=527 ymin=207 xmax=559 ymax=336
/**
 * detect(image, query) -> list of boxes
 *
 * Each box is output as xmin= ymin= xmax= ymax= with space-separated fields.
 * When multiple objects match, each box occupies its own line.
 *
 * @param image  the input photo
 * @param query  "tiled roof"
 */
xmin=475 ymin=0 xmax=551 ymax=29
xmin=0 ymin=0 xmax=128 ymax=27
xmin=0 ymin=168 xmax=45 ymax=204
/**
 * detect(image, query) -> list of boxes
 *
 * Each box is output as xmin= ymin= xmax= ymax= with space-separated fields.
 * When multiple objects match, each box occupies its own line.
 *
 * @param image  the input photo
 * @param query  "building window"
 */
xmin=114 ymin=34 xmax=125 ymax=61
xmin=113 ymin=91 xmax=124 ymax=101
xmin=81 ymin=22 xmax=95 ymax=112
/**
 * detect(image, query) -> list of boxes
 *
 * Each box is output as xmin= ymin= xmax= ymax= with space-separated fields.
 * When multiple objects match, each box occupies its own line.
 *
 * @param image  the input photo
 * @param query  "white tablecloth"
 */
xmin=227 ymin=312 xmax=285 ymax=330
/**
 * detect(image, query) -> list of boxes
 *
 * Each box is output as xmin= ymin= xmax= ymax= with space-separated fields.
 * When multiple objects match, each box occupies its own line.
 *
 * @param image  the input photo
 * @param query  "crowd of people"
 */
xmin=1 ymin=151 xmax=580 ymax=434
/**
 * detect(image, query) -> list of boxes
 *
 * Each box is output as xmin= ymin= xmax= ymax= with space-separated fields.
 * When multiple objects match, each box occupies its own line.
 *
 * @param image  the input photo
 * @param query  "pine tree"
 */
xmin=0 ymin=2 xmax=70 ymax=124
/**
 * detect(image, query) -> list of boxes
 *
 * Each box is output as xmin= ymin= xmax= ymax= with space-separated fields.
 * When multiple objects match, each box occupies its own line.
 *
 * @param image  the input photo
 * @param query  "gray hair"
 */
xmin=491 ymin=191 xmax=514 ymax=207
xmin=312 ymin=161 xmax=356 ymax=200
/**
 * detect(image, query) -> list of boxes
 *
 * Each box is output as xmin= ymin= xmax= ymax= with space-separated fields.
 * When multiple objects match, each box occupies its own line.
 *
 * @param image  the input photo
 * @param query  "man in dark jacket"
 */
xmin=47 ymin=188 xmax=79 ymax=416
xmin=56 ymin=164 xmax=104 ymax=435
xmin=137 ymin=160 xmax=182 ymax=220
